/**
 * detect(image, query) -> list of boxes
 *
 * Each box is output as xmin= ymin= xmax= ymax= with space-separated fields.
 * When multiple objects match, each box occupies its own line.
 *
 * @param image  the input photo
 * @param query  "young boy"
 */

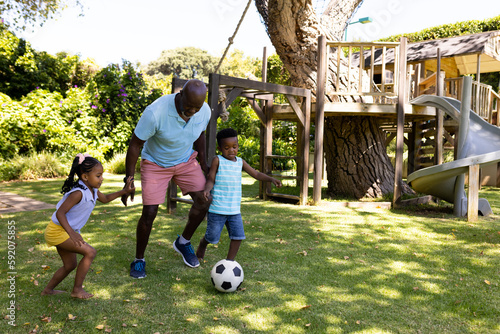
xmin=196 ymin=128 xmax=282 ymax=261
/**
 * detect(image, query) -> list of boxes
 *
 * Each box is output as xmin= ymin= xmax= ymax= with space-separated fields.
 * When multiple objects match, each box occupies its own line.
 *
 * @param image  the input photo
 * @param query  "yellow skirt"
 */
xmin=44 ymin=221 xmax=70 ymax=246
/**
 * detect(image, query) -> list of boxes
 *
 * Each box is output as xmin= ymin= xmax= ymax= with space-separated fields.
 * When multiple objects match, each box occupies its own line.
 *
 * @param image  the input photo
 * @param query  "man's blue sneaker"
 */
xmin=130 ymin=259 xmax=146 ymax=278
xmin=173 ymin=236 xmax=200 ymax=268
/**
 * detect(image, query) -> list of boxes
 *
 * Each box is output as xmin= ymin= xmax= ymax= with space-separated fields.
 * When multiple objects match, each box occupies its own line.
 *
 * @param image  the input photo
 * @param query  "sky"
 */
xmin=17 ymin=0 xmax=500 ymax=68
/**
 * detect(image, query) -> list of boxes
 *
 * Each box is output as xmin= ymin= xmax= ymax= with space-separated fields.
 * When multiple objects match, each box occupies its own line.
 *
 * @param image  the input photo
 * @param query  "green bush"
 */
xmin=380 ymin=15 xmax=500 ymax=43
xmin=0 ymin=88 xmax=105 ymax=160
xmin=0 ymin=24 xmax=98 ymax=99
xmin=0 ymin=152 xmax=67 ymax=181
xmin=105 ymin=153 xmax=141 ymax=175
xmin=86 ymin=61 xmax=163 ymax=157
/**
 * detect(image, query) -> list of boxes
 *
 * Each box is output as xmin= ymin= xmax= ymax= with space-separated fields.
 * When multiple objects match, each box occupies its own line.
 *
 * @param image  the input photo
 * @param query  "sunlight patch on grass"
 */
xmin=282 ymin=297 xmax=310 ymax=311
xmin=375 ymin=286 xmax=403 ymax=299
xmin=358 ymin=329 xmax=394 ymax=334
xmin=387 ymin=260 xmax=423 ymax=274
xmin=182 ymin=298 xmax=206 ymax=309
xmin=323 ymin=314 xmax=343 ymax=325
xmin=92 ymin=288 xmax=112 ymax=299
xmin=419 ymin=281 xmax=446 ymax=294
xmin=242 ymin=308 xmax=278 ymax=331
xmin=206 ymin=325 xmax=242 ymax=334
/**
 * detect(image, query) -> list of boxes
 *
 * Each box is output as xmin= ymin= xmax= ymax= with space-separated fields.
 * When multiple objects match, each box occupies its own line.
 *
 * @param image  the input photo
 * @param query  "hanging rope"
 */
xmin=218 ymin=90 xmax=229 ymax=121
xmin=214 ymin=0 xmax=253 ymax=74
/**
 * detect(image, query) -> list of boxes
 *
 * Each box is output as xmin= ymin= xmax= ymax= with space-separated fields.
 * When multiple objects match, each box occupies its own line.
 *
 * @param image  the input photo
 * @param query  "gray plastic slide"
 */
xmin=407 ymin=95 xmax=500 ymax=215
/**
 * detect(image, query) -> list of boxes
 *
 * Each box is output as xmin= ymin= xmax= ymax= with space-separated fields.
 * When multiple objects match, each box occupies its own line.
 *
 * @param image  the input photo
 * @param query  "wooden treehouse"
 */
xmin=313 ymin=31 xmax=500 ymax=207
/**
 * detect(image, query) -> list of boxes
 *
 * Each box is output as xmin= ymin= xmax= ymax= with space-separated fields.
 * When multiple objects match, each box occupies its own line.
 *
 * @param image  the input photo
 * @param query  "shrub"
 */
xmin=105 ymin=153 xmax=141 ymax=175
xmin=0 ymin=24 xmax=98 ymax=99
xmin=86 ymin=61 xmax=163 ymax=157
xmin=0 ymin=152 xmax=67 ymax=181
xmin=0 ymin=87 xmax=106 ymax=161
xmin=380 ymin=15 xmax=500 ymax=43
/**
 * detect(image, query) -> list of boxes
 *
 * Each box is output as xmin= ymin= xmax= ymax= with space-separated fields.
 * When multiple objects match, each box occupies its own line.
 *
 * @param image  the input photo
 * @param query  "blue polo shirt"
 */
xmin=134 ymin=93 xmax=211 ymax=168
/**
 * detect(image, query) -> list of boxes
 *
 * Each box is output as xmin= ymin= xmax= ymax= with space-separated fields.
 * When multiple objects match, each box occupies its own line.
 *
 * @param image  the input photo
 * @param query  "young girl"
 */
xmin=42 ymin=153 xmax=134 ymax=299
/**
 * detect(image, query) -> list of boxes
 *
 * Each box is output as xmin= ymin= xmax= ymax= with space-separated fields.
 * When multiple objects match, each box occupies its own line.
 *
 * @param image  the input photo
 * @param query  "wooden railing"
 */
xmin=326 ymin=41 xmax=401 ymax=103
xmin=444 ymin=77 xmax=500 ymax=125
xmin=324 ymin=41 xmax=500 ymax=127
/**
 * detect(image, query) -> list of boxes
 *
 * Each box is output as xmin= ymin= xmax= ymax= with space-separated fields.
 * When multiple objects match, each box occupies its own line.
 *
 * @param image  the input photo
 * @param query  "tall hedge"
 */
xmin=380 ymin=15 xmax=500 ymax=43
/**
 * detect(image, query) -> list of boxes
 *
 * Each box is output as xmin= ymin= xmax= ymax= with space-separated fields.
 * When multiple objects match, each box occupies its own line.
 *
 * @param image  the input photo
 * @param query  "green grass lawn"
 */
xmin=0 ymin=174 xmax=499 ymax=333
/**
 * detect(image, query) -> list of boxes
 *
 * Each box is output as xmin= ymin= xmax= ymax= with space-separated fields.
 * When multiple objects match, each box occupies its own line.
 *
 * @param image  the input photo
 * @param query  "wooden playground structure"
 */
xmin=167 ymin=31 xmax=500 ymax=220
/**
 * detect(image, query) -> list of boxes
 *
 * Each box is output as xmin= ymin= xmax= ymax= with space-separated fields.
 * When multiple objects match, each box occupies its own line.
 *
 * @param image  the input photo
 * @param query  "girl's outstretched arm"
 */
xmin=97 ymin=177 xmax=135 ymax=204
xmin=242 ymin=159 xmax=282 ymax=187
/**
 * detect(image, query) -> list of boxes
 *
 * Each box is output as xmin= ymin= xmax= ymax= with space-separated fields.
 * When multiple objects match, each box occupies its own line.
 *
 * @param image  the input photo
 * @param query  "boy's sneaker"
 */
xmin=130 ymin=259 xmax=146 ymax=279
xmin=173 ymin=236 xmax=200 ymax=268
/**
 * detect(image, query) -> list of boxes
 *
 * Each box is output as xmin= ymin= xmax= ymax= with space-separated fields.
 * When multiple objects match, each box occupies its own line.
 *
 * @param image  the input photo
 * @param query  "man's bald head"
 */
xmin=177 ymin=79 xmax=208 ymax=119
xmin=183 ymin=79 xmax=207 ymax=101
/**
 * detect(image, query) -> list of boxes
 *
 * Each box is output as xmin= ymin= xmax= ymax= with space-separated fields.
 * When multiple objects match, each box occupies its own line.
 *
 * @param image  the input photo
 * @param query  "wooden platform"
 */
xmin=272 ymin=103 xmax=436 ymax=121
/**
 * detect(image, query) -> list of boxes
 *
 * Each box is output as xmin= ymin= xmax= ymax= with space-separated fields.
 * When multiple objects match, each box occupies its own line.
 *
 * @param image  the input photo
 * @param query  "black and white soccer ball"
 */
xmin=210 ymin=259 xmax=244 ymax=292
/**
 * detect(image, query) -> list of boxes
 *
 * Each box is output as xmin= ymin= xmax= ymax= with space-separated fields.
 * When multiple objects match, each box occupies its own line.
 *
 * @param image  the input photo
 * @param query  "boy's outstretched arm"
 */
xmin=203 ymin=156 xmax=219 ymax=201
xmin=97 ymin=177 xmax=135 ymax=204
xmin=242 ymin=160 xmax=282 ymax=188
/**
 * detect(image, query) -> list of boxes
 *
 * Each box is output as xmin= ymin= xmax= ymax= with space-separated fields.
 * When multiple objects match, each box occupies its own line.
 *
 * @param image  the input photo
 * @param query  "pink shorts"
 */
xmin=140 ymin=152 xmax=206 ymax=205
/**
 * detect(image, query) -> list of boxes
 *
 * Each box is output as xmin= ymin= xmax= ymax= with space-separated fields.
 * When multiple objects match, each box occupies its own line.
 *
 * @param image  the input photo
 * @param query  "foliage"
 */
xmin=266 ymin=53 xmax=291 ymax=104
xmin=216 ymin=54 xmax=297 ymax=170
xmin=143 ymin=73 xmax=173 ymax=95
xmin=0 ymin=175 xmax=499 ymax=333
xmin=142 ymin=47 xmax=218 ymax=82
xmin=0 ymin=87 xmax=105 ymax=161
xmin=379 ymin=15 xmax=500 ymax=43
xmin=142 ymin=48 xmax=262 ymax=83
xmin=217 ymin=97 xmax=261 ymax=168
xmin=0 ymin=24 xmax=98 ymax=98
xmin=105 ymin=152 xmax=141 ymax=175
xmin=0 ymin=151 xmax=67 ymax=181
xmin=480 ymin=72 xmax=500 ymax=93
xmin=0 ymin=0 xmax=83 ymax=32
xmin=266 ymin=53 xmax=291 ymax=86
xmin=219 ymin=49 xmax=262 ymax=79
xmin=85 ymin=61 xmax=163 ymax=156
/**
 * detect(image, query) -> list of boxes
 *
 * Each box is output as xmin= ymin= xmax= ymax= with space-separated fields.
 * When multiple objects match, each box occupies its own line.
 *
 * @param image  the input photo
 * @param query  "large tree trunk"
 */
xmin=324 ymin=116 xmax=398 ymax=198
xmin=256 ymin=0 xmax=414 ymax=199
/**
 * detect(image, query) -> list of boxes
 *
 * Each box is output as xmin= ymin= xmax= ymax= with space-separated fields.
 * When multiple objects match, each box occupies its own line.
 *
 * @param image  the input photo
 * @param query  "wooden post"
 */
xmin=408 ymin=122 xmax=416 ymax=174
xmin=301 ymin=91 xmax=311 ymax=206
xmin=454 ymin=76 xmax=472 ymax=217
xmin=263 ymin=98 xmax=273 ymax=200
xmin=262 ymin=47 xmax=268 ymax=83
xmin=207 ymin=74 xmax=220 ymax=164
xmin=468 ymin=164 xmax=480 ymax=222
xmin=476 ymin=54 xmax=481 ymax=113
xmin=392 ymin=37 xmax=407 ymax=207
xmin=314 ymin=35 xmax=327 ymax=204
xmin=259 ymin=47 xmax=268 ymax=199
xmin=435 ymin=48 xmax=444 ymax=165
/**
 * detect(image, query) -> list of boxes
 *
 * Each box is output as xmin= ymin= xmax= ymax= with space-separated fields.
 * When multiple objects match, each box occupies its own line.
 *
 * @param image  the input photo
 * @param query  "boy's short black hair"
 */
xmin=216 ymin=128 xmax=238 ymax=146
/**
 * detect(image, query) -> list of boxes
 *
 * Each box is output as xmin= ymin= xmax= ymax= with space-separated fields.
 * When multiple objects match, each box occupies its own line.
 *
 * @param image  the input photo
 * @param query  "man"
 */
xmin=122 ymin=79 xmax=212 ymax=279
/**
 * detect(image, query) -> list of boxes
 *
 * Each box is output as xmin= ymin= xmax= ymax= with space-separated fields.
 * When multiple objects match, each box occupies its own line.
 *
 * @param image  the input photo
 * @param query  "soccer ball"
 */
xmin=210 ymin=259 xmax=244 ymax=292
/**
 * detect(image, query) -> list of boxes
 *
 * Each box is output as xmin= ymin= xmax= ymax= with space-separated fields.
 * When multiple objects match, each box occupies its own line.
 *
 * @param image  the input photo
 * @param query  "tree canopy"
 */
xmin=0 ymin=0 xmax=83 ymax=31
xmin=142 ymin=47 xmax=218 ymax=81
